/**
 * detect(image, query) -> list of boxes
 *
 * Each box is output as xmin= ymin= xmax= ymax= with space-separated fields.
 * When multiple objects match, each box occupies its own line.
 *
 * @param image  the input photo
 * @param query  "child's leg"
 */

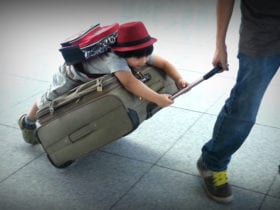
xmin=18 ymin=102 xmax=39 ymax=145
xmin=27 ymin=102 xmax=39 ymax=121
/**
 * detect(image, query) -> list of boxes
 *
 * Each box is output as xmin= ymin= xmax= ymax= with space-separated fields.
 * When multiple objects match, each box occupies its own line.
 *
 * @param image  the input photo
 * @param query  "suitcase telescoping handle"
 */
xmin=171 ymin=66 xmax=222 ymax=100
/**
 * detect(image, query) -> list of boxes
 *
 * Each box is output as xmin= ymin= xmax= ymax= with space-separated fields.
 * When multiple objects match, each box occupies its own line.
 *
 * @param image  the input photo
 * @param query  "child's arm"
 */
xmin=149 ymin=55 xmax=189 ymax=89
xmin=114 ymin=70 xmax=173 ymax=107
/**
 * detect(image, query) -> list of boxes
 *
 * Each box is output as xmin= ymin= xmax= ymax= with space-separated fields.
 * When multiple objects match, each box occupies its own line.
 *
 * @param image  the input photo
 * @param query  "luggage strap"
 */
xmin=73 ymin=63 xmax=106 ymax=79
xmin=40 ymin=74 xmax=117 ymax=116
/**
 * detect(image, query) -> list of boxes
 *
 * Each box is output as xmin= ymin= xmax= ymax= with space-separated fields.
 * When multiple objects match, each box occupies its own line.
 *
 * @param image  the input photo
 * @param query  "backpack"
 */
xmin=59 ymin=23 xmax=119 ymax=65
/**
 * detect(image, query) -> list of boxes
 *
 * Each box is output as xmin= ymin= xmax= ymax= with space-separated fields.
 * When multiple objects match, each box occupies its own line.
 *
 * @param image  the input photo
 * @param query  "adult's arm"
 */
xmin=212 ymin=0 xmax=235 ymax=70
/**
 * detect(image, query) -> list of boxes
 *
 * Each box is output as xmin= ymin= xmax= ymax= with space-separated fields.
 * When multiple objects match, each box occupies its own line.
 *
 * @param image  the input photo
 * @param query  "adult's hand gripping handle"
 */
xmin=203 ymin=66 xmax=222 ymax=80
xmin=171 ymin=66 xmax=222 ymax=100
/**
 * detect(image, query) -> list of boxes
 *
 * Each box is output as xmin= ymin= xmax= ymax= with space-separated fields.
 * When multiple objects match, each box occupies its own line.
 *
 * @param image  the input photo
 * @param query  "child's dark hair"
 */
xmin=114 ymin=45 xmax=154 ymax=58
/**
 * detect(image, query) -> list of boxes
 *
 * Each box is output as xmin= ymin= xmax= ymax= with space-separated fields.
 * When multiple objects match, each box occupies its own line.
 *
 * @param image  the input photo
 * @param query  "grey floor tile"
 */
xmin=0 ymin=152 xmax=152 ymax=210
xmin=261 ymin=196 xmax=280 ymax=210
xmin=0 ymin=75 xmax=48 ymax=112
xmin=0 ymin=94 xmax=41 ymax=128
xmin=0 ymin=51 xmax=58 ymax=83
xmin=229 ymin=125 xmax=280 ymax=193
xmin=157 ymin=130 xmax=209 ymax=174
xmin=112 ymin=166 xmax=264 ymax=210
xmin=101 ymin=107 xmax=202 ymax=163
xmin=157 ymin=114 xmax=216 ymax=173
xmin=173 ymin=74 xmax=235 ymax=113
xmin=158 ymin=114 xmax=280 ymax=194
xmin=206 ymin=93 xmax=230 ymax=116
xmin=268 ymin=174 xmax=280 ymax=198
xmin=256 ymin=75 xmax=280 ymax=128
xmin=0 ymin=125 xmax=43 ymax=181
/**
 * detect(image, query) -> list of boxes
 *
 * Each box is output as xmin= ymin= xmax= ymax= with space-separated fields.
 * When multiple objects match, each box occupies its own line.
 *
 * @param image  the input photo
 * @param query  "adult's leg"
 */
xmin=202 ymin=53 xmax=280 ymax=171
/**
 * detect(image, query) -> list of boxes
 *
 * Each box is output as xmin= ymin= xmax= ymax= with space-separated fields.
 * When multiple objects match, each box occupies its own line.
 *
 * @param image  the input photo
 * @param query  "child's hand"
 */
xmin=156 ymin=94 xmax=174 ymax=107
xmin=176 ymin=78 xmax=189 ymax=89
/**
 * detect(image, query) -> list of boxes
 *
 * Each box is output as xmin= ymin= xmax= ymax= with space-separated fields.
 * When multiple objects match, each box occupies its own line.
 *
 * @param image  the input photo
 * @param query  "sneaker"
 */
xmin=18 ymin=114 xmax=38 ymax=145
xmin=197 ymin=156 xmax=233 ymax=204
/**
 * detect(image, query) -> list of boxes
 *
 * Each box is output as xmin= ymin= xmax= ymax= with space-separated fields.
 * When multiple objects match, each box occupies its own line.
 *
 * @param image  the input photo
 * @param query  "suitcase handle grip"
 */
xmin=203 ymin=66 xmax=222 ymax=80
xmin=69 ymin=123 xmax=96 ymax=142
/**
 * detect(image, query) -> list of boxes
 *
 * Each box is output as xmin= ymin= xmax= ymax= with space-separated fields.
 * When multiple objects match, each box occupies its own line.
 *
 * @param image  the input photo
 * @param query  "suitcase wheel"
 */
xmin=47 ymin=155 xmax=75 ymax=169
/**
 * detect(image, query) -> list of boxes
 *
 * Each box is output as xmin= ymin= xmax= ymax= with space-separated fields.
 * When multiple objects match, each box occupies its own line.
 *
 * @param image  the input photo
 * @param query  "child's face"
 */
xmin=126 ymin=56 xmax=149 ymax=70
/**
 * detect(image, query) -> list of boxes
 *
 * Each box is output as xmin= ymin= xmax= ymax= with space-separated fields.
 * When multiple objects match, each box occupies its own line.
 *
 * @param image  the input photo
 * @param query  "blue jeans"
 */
xmin=202 ymin=53 xmax=280 ymax=171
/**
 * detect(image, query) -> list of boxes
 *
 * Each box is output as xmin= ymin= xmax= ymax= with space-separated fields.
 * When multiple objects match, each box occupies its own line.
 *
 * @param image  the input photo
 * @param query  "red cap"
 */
xmin=112 ymin=21 xmax=157 ymax=52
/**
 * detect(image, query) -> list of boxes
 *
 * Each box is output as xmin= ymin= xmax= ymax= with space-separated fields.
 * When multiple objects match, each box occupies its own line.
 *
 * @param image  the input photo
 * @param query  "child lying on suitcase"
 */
xmin=18 ymin=21 xmax=189 ymax=145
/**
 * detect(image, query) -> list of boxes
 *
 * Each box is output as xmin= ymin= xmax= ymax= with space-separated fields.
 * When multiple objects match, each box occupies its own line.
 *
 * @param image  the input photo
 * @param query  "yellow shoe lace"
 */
xmin=213 ymin=171 xmax=228 ymax=186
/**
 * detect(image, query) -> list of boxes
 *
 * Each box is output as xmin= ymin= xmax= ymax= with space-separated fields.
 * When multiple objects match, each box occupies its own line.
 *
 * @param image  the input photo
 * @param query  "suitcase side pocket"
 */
xmin=69 ymin=122 xmax=97 ymax=143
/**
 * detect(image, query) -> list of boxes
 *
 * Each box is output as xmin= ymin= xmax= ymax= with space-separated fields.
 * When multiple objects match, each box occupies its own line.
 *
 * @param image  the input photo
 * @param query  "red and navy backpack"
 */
xmin=59 ymin=23 xmax=119 ymax=65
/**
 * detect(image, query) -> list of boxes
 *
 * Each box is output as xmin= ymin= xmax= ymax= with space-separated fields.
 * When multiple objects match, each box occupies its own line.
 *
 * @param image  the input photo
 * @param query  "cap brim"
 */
xmin=112 ymin=37 xmax=157 ymax=52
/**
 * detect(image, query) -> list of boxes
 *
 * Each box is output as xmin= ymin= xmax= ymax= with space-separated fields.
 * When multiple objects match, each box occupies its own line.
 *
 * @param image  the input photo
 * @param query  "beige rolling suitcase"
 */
xmin=36 ymin=65 xmax=178 ymax=168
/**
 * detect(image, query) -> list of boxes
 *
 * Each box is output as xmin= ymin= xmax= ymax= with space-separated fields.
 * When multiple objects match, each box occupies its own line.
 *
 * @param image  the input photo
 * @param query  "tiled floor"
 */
xmin=0 ymin=0 xmax=279 ymax=209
